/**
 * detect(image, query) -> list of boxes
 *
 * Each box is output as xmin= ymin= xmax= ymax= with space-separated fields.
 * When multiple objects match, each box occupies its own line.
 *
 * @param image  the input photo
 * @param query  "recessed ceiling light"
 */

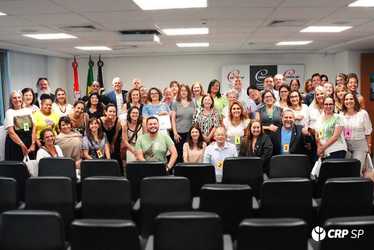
xmin=176 ymin=43 xmax=209 ymax=47
xmin=75 ymin=46 xmax=112 ymax=51
xmin=23 ymin=33 xmax=77 ymax=40
xmin=133 ymin=0 xmax=207 ymax=10
xmin=0 ymin=12 xmax=7 ymax=16
xmin=163 ymin=28 xmax=209 ymax=36
xmin=277 ymin=41 xmax=313 ymax=46
xmin=349 ymin=0 xmax=374 ymax=7
xmin=300 ymin=26 xmax=352 ymax=33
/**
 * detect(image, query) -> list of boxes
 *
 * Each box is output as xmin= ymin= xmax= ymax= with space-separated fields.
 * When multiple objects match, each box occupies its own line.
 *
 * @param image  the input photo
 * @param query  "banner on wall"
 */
xmin=221 ymin=65 xmax=250 ymax=93
xmin=278 ymin=65 xmax=305 ymax=85
xmin=250 ymin=65 xmax=277 ymax=90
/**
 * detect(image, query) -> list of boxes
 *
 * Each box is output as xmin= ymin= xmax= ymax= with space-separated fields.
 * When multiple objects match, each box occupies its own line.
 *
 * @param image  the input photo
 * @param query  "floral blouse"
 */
xmin=192 ymin=108 xmax=220 ymax=136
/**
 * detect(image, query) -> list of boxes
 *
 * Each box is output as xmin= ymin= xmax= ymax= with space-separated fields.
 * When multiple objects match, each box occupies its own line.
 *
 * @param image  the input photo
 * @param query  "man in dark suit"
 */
xmin=81 ymin=81 xmax=110 ymax=105
xmin=305 ymin=73 xmax=322 ymax=106
xmin=35 ymin=77 xmax=55 ymax=108
xmin=269 ymin=110 xmax=313 ymax=156
xmin=107 ymin=77 xmax=128 ymax=115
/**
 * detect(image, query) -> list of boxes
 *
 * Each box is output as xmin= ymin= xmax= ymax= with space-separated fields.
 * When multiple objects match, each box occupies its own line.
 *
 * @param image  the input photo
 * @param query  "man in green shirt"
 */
xmin=135 ymin=116 xmax=177 ymax=171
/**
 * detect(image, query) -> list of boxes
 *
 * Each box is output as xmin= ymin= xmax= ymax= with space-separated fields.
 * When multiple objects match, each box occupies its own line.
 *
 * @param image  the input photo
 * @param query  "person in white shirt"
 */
xmin=274 ymin=74 xmax=285 ymax=91
xmin=107 ymin=77 xmax=128 ymax=116
xmin=203 ymin=127 xmax=238 ymax=176
xmin=222 ymin=89 xmax=239 ymax=120
xmin=227 ymin=75 xmax=249 ymax=107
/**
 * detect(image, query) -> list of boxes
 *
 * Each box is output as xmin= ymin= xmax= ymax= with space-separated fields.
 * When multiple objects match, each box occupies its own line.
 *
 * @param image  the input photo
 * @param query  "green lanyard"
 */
xmin=265 ymin=105 xmax=275 ymax=124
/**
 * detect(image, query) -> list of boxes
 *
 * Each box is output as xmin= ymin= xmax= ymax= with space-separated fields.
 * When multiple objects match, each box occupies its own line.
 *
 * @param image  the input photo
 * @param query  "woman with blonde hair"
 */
xmin=52 ymin=88 xmax=73 ymax=117
xmin=191 ymin=82 xmax=204 ymax=104
xmin=334 ymin=84 xmax=348 ymax=113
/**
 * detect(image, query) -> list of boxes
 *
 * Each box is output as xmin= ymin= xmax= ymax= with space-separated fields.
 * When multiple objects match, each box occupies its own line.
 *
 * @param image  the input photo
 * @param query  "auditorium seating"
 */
xmin=0 ymin=161 xmax=30 ymax=201
xmin=270 ymin=154 xmax=311 ymax=178
xmin=0 ymin=177 xmax=20 ymax=214
xmin=80 ymin=159 xmax=121 ymax=181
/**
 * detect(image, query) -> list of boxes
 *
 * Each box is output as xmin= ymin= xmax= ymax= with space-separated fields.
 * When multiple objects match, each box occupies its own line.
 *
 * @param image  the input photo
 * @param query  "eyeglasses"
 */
xmin=264 ymin=96 xmax=273 ymax=99
xmin=324 ymin=103 xmax=334 ymax=107
xmin=150 ymin=93 xmax=159 ymax=96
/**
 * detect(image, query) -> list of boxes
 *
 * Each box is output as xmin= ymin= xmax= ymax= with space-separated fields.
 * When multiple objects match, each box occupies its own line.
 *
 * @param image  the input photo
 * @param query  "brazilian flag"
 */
xmin=86 ymin=56 xmax=94 ymax=95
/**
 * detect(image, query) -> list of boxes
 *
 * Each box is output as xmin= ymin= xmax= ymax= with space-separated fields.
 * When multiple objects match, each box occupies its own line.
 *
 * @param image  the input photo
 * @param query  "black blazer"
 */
xmin=269 ymin=124 xmax=313 ymax=156
xmin=304 ymin=91 xmax=314 ymax=106
xmin=239 ymin=134 xmax=273 ymax=173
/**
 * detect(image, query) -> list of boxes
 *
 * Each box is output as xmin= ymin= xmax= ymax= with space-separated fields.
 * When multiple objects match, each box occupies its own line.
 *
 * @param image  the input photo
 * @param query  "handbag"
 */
xmin=23 ymin=154 xmax=38 ymax=177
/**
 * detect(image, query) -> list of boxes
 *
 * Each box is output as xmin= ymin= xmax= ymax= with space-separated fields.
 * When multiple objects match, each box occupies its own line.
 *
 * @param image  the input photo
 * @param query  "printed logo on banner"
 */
xmin=250 ymin=65 xmax=277 ymax=90
xmin=278 ymin=65 xmax=305 ymax=85
xmin=227 ymin=69 xmax=242 ymax=89
xmin=221 ymin=65 xmax=250 ymax=93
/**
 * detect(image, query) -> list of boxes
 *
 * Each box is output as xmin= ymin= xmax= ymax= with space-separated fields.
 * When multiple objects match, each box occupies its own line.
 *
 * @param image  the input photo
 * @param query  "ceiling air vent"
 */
xmin=58 ymin=25 xmax=100 ymax=32
xmin=118 ymin=30 xmax=162 ymax=45
xmin=268 ymin=20 xmax=309 ymax=27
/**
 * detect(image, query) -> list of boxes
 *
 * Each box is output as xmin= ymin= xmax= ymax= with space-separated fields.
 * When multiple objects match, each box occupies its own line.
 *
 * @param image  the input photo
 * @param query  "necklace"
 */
xmin=265 ymin=105 xmax=275 ymax=124
xmin=105 ymin=118 xmax=114 ymax=129
xmin=58 ymin=103 xmax=66 ymax=113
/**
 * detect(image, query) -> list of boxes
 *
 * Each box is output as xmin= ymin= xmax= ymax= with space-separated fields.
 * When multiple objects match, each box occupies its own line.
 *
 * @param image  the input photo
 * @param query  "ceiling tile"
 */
xmin=211 ymin=0 xmax=282 ymax=8
xmin=280 ymin=0 xmax=353 ymax=7
xmin=310 ymin=18 xmax=373 ymax=26
xmin=210 ymin=8 xmax=274 ymax=19
xmin=210 ymin=27 xmax=256 ymax=34
xmin=51 ymin=0 xmax=140 ymax=12
xmin=210 ymin=19 xmax=265 ymax=27
xmin=0 ymin=0 xmax=71 ymax=15
xmin=0 ymin=16 xmax=38 ymax=27
xmin=146 ymin=8 xmax=208 ymax=21
xmin=20 ymin=13 xmax=92 ymax=26
xmin=100 ymin=21 xmax=158 ymax=31
xmin=0 ymin=25 xmax=61 ymax=34
xmin=327 ymin=7 xmax=374 ymax=19
xmin=80 ymin=11 xmax=152 ymax=23
xmin=269 ymin=7 xmax=340 ymax=19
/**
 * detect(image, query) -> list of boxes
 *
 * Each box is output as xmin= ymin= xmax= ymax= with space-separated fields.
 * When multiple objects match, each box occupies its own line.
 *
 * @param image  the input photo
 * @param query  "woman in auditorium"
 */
xmin=84 ymin=92 xmax=104 ymax=118
xmin=121 ymin=106 xmax=146 ymax=162
xmin=308 ymin=86 xmax=327 ymax=135
xmin=191 ymin=82 xmax=204 ymax=105
xmin=163 ymin=87 xmax=174 ymax=109
xmin=171 ymin=84 xmax=198 ymax=164
xmin=22 ymin=88 xmax=39 ymax=112
xmin=342 ymin=92 xmax=373 ymax=176
xmin=99 ymin=104 xmax=121 ymax=156
xmin=83 ymin=117 xmax=110 ymax=159
xmin=239 ymin=120 xmax=273 ymax=174
xmin=55 ymin=116 xmax=83 ymax=168
xmin=255 ymin=89 xmax=283 ymax=134
xmin=121 ymin=88 xmax=143 ymax=114
xmin=170 ymin=80 xmax=179 ymax=100
xmin=207 ymin=79 xmax=229 ymax=115
xmin=334 ymin=84 xmax=348 ymax=113
xmin=69 ymin=100 xmax=89 ymax=136
xmin=36 ymin=128 xmax=64 ymax=164
xmin=5 ymin=90 xmax=36 ymax=161
xmin=336 ymin=73 xmax=347 ymax=86
xmin=139 ymin=86 xmax=148 ymax=105
xmin=223 ymin=101 xmax=250 ymax=152
xmin=192 ymin=94 xmax=220 ymax=144
xmin=347 ymin=74 xmax=366 ymax=110
xmin=222 ymin=89 xmax=239 ymax=120
xmin=33 ymin=94 xmax=60 ymax=148
xmin=303 ymin=79 xmax=313 ymax=94
xmin=142 ymin=87 xmax=171 ymax=117
xmin=287 ymin=90 xmax=309 ymax=126
xmin=315 ymin=96 xmax=347 ymax=160
xmin=323 ymin=82 xmax=334 ymax=97
xmin=52 ymin=88 xmax=73 ymax=117
xmin=275 ymin=84 xmax=290 ymax=108
xmin=183 ymin=125 xmax=207 ymax=163
xmin=290 ymin=79 xmax=301 ymax=91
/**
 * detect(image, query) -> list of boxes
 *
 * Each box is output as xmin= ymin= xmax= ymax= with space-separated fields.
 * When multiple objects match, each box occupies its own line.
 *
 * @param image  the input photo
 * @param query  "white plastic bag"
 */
xmin=311 ymin=158 xmax=322 ymax=177
xmin=23 ymin=155 xmax=38 ymax=177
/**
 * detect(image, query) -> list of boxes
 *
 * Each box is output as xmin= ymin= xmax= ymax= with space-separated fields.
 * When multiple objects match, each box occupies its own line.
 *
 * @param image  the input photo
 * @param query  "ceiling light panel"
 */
xmin=133 ymin=0 xmax=207 ymax=10
xmin=349 ymin=0 xmax=374 ymax=7
xmin=176 ymin=43 xmax=209 ymax=47
xmin=300 ymin=26 xmax=353 ymax=33
xmin=277 ymin=41 xmax=313 ymax=45
xmin=23 ymin=33 xmax=77 ymax=40
xmin=75 ymin=46 xmax=112 ymax=50
xmin=163 ymin=28 xmax=208 ymax=35
xmin=0 ymin=12 xmax=7 ymax=16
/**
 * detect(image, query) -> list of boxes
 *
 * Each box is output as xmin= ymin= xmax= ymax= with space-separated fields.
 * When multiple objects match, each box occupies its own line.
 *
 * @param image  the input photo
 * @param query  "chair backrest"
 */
xmin=317 ymin=177 xmax=373 ymax=225
xmin=25 ymin=177 xmax=75 ymax=240
xmin=126 ymin=161 xmax=167 ymax=202
xmin=82 ymin=177 xmax=132 ymax=220
xmin=70 ymin=219 xmax=141 ymax=250
xmin=260 ymin=178 xmax=313 ymax=225
xmin=140 ymin=176 xmax=191 ymax=238
xmin=319 ymin=216 xmax=374 ymax=250
xmin=174 ymin=163 xmax=216 ymax=197
xmin=0 ymin=210 xmax=66 ymax=250
xmin=237 ymin=218 xmax=308 ymax=250
xmin=315 ymin=159 xmax=361 ymax=198
xmin=0 ymin=161 xmax=30 ymax=201
xmin=0 ymin=177 xmax=19 ymax=214
xmin=199 ymin=184 xmax=253 ymax=238
xmin=222 ymin=157 xmax=263 ymax=199
xmin=81 ymin=159 xmax=121 ymax=181
xmin=154 ymin=212 xmax=223 ymax=250
xmin=270 ymin=154 xmax=311 ymax=178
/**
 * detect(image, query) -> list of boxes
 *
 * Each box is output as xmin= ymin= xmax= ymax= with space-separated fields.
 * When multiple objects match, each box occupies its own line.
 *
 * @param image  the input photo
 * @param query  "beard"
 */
xmin=38 ymin=87 xmax=51 ymax=96
xmin=148 ymin=127 xmax=159 ymax=134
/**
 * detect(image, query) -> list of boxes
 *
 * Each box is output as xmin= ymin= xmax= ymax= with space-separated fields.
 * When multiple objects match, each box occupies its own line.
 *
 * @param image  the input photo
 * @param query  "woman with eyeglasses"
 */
xmin=142 ymin=87 xmax=171 ymax=117
xmin=5 ymin=90 xmax=37 ymax=161
xmin=69 ymin=100 xmax=89 ymax=136
xmin=287 ymin=90 xmax=309 ymax=126
xmin=255 ymin=89 xmax=283 ymax=134
xmin=52 ymin=88 xmax=73 ymax=117
xmin=275 ymin=84 xmax=290 ymax=108
xmin=21 ymin=88 xmax=39 ymax=113
xmin=315 ymin=96 xmax=347 ymax=160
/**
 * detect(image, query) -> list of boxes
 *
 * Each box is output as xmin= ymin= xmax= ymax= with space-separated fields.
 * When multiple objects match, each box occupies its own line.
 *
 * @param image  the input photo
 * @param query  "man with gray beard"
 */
xmin=35 ymin=77 xmax=55 ymax=107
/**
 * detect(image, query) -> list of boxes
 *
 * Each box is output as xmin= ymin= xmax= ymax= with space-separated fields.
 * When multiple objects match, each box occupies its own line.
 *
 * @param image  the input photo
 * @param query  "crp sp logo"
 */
xmin=227 ymin=70 xmax=240 ymax=82
xmin=312 ymin=226 xmax=326 ymax=242
xmin=283 ymin=69 xmax=298 ymax=81
xmin=255 ymin=69 xmax=268 ymax=82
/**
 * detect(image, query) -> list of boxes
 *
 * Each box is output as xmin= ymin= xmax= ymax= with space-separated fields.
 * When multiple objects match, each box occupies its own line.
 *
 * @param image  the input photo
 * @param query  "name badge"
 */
xmin=23 ymin=123 xmax=29 ymax=131
xmin=344 ymin=129 xmax=352 ymax=138
xmin=318 ymin=130 xmax=324 ymax=139
xmin=96 ymin=149 xmax=104 ymax=158
xmin=235 ymin=136 xmax=241 ymax=145
xmin=217 ymin=160 xmax=223 ymax=170
xmin=283 ymin=144 xmax=289 ymax=153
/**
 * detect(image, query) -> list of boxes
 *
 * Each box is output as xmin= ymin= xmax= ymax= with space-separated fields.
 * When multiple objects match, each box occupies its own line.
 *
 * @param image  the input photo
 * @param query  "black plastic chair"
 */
xmin=259 ymin=178 xmax=314 ymax=225
xmin=237 ymin=218 xmax=308 ymax=250
xmin=0 ymin=210 xmax=67 ymax=250
xmin=270 ymin=154 xmax=311 ymax=178
xmin=222 ymin=157 xmax=264 ymax=199
xmin=174 ymin=163 xmax=216 ymax=197
xmin=81 ymin=177 xmax=132 ymax=220
xmin=81 ymin=159 xmax=121 ymax=181
xmin=315 ymin=159 xmax=361 ymax=198
xmin=70 ymin=219 xmax=141 ymax=250
xmin=0 ymin=161 xmax=30 ymax=201
xmin=138 ymin=176 xmax=191 ymax=238
xmin=126 ymin=161 xmax=167 ymax=202
xmin=39 ymin=157 xmax=78 ymax=201
xmin=147 ymin=212 xmax=233 ymax=250
xmin=309 ymin=216 xmax=374 ymax=250
xmin=199 ymin=184 xmax=253 ymax=239
xmin=316 ymin=177 xmax=373 ymax=225
xmin=0 ymin=177 xmax=20 ymax=214
xmin=25 ymin=177 xmax=75 ymax=240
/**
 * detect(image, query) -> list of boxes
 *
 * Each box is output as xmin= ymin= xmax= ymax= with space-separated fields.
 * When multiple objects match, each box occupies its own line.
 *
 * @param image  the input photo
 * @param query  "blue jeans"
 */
xmin=324 ymin=150 xmax=346 ymax=160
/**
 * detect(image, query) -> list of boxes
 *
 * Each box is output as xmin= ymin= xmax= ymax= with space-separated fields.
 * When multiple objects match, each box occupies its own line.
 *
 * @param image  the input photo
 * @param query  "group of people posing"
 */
xmin=4 ymin=73 xmax=373 ymax=178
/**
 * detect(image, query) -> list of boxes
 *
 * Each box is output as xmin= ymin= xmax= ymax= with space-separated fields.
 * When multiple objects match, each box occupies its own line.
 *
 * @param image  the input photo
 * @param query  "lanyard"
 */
xmin=42 ymin=146 xmax=59 ymax=157
xmin=265 ymin=105 xmax=275 ymax=123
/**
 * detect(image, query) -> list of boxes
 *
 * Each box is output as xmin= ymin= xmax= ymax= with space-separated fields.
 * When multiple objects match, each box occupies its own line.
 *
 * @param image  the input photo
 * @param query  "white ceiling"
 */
xmin=0 ymin=0 xmax=373 ymax=58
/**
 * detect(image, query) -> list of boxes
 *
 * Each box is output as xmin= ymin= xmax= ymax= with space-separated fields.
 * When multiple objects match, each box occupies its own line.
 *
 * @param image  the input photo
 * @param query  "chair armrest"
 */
xmin=133 ymin=198 xmax=140 ymax=211
xmin=18 ymin=202 xmax=25 ymax=210
xmin=252 ymin=197 xmax=259 ymax=210
xmin=310 ymin=174 xmax=316 ymax=181
xmin=312 ymin=199 xmax=318 ymax=209
xmin=192 ymin=197 xmax=200 ymax=210
xmin=75 ymin=202 xmax=82 ymax=211
xmin=223 ymin=235 xmax=233 ymax=250
xmin=145 ymin=235 xmax=154 ymax=250
xmin=308 ymin=238 xmax=318 ymax=250
xmin=216 ymin=174 xmax=222 ymax=183
xmin=263 ymin=173 xmax=268 ymax=180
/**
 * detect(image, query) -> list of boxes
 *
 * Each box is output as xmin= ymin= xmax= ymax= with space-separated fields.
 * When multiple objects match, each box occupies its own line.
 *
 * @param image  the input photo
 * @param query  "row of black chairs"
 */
xmin=1 ymin=210 xmax=374 ymax=250
xmin=1 ymin=175 xmax=373 ymax=240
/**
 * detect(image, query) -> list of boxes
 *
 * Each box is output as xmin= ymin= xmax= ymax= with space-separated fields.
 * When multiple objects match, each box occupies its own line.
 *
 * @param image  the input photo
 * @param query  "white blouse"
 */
xmin=224 ymin=118 xmax=250 ymax=145
xmin=52 ymin=103 xmax=73 ymax=117
xmin=342 ymin=110 xmax=372 ymax=141
xmin=290 ymin=104 xmax=309 ymax=126
xmin=308 ymin=102 xmax=324 ymax=130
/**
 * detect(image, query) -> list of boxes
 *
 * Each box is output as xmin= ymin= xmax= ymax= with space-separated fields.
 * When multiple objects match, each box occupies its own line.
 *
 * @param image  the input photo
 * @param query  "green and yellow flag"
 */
xmin=86 ymin=55 xmax=94 ymax=95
